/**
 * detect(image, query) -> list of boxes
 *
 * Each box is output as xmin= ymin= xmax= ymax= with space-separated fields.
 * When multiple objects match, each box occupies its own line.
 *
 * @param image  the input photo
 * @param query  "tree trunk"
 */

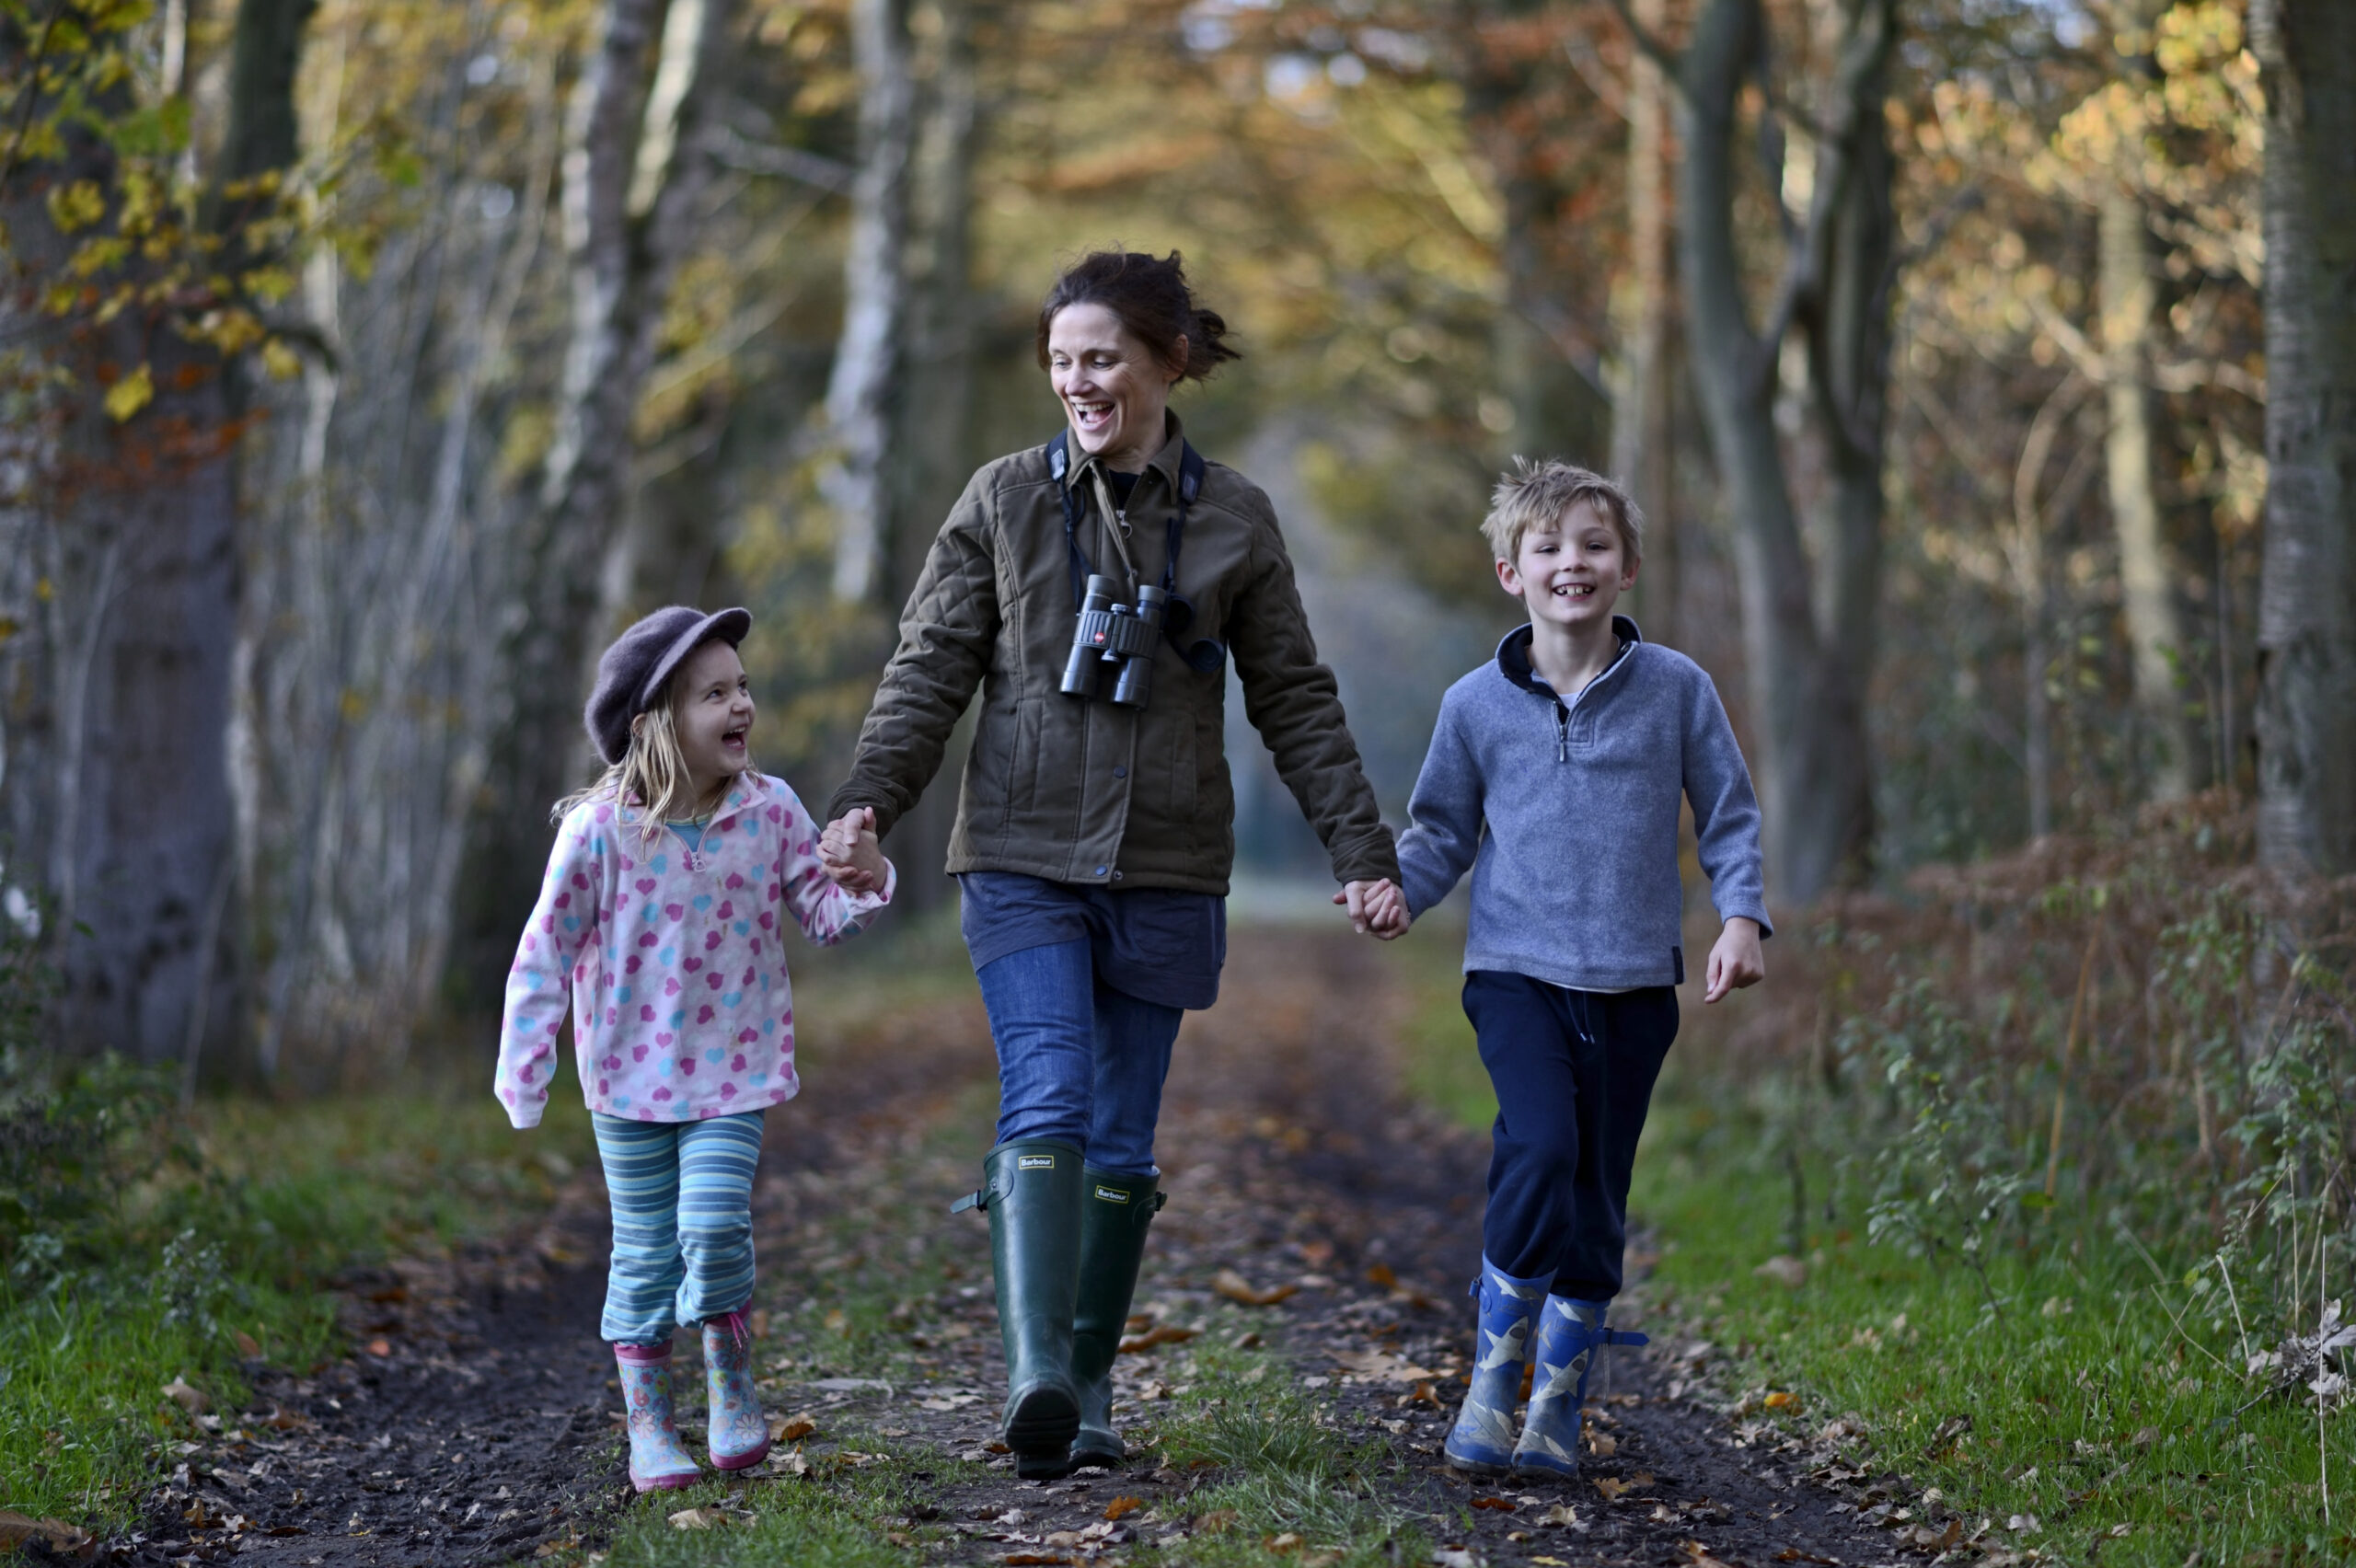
xmin=462 ymin=0 xmax=735 ymax=998
xmin=1663 ymin=0 xmax=1893 ymax=905
xmin=2250 ymin=0 xmax=2356 ymax=879
xmin=824 ymin=0 xmax=917 ymax=605
xmin=26 ymin=0 xmax=318 ymax=1064
xmin=870 ymin=0 xmax=978 ymax=911
xmin=1611 ymin=0 xmax=1679 ymax=649
xmin=2099 ymin=180 xmax=2200 ymax=799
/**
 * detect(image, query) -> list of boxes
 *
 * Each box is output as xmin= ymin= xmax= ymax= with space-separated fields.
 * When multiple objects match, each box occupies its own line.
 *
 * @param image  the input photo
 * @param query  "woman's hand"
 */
xmin=1334 ymin=878 xmax=1409 ymax=940
xmin=1703 ymin=917 xmax=1764 ymax=1003
xmin=820 ymin=808 xmax=888 ymax=894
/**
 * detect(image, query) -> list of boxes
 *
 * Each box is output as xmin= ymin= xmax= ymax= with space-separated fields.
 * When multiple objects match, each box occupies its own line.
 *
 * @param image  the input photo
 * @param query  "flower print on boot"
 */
xmin=615 ymin=1343 xmax=701 ymax=1492
xmin=703 ymin=1310 xmax=771 ymax=1470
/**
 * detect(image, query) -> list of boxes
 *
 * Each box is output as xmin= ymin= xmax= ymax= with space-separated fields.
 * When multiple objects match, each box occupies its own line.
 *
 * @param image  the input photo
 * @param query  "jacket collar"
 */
xmin=1496 ymin=616 xmax=1643 ymax=702
xmin=1066 ymin=410 xmax=1188 ymax=500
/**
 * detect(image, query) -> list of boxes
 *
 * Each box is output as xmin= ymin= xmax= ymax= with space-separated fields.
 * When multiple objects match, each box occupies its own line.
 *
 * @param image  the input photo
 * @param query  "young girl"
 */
xmin=495 ymin=605 xmax=893 ymax=1493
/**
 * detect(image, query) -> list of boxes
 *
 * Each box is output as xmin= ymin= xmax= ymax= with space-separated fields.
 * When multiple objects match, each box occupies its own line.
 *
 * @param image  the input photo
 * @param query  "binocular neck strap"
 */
xmin=1047 ymin=428 xmax=1205 ymax=616
xmin=1082 ymin=464 xmax=1142 ymax=596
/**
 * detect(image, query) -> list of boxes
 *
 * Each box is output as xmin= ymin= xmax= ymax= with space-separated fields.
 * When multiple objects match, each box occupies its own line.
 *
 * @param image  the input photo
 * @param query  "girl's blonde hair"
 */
xmin=553 ymin=672 xmax=745 ymax=835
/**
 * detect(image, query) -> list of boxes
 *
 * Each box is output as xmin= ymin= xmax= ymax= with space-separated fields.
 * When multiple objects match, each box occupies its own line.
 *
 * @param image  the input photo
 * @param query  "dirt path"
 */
xmin=104 ymin=932 xmax=1933 ymax=1568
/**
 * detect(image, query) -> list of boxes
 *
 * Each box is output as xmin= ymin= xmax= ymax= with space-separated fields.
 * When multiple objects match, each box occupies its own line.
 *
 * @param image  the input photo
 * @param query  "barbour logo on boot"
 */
xmin=1093 ymin=1185 xmax=1130 ymax=1203
xmin=1018 ymin=1155 xmax=1056 ymax=1170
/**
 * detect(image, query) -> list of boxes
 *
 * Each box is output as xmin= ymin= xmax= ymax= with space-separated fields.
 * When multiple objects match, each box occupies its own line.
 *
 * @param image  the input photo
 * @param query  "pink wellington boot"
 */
xmin=615 ymin=1342 xmax=702 ymax=1492
xmin=703 ymin=1310 xmax=771 ymax=1470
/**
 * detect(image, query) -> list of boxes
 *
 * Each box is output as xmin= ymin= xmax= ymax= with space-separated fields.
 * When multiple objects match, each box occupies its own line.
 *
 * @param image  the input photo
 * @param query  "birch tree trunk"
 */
xmin=823 ymin=0 xmax=917 ymax=606
xmin=1654 ymin=0 xmax=1895 ymax=904
xmin=2099 ymin=180 xmax=2200 ymax=800
xmin=465 ymin=0 xmax=734 ymax=990
xmin=1611 ymin=0 xmax=1679 ymax=649
xmin=2250 ymin=0 xmax=2356 ymax=879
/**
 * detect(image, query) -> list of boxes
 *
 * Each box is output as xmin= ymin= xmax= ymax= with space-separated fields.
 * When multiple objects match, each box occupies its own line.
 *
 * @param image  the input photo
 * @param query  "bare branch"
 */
xmin=1600 ymin=0 xmax=1682 ymax=76
xmin=710 ymin=124 xmax=855 ymax=191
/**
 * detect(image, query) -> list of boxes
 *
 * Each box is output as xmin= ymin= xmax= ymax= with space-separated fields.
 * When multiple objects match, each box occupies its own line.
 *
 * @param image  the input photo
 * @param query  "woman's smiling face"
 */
xmin=1046 ymin=303 xmax=1184 ymax=473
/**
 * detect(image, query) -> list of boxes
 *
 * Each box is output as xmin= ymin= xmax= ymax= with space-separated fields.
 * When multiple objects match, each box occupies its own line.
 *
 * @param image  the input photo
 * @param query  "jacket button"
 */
xmin=1112 ymin=870 xmax=1124 ymax=882
xmin=1113 ymin=766 xmax=1126 ymax=778
xmin=1093 ymin=865 xmax=1108 ymax=877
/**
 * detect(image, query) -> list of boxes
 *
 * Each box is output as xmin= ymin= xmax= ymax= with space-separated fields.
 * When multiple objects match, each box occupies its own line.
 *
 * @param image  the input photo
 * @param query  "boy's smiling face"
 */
xmin=1497 ymin=498 xmax=1636 ymax=630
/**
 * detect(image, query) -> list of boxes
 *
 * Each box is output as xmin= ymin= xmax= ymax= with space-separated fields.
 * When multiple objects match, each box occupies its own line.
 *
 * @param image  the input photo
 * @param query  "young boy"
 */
xmin=1380 ymin=458 xmax=1768 ymax=1478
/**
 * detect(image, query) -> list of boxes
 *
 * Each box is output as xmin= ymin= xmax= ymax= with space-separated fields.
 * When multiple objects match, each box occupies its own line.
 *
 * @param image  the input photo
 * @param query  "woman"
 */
xmin=822 ymin=250 xmax=1400 ymax=1478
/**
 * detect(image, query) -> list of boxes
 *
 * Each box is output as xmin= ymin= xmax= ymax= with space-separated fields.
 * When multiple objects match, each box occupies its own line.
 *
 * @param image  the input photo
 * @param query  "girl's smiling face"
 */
xmin=1046 ymin=303 xmax=1184 ymax=473
xmin=670 ymin=640 xmax=754 ymax=805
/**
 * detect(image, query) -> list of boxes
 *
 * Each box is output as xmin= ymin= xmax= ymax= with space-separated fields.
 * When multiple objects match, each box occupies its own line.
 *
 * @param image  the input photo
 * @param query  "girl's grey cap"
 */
xmin=583 ymin=605 xmax=753 ymax=766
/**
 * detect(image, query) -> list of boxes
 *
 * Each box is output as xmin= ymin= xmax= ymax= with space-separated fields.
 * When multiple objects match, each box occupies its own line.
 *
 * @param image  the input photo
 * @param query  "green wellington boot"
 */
xmin=954 ymin=1138 xmax=1085 ymax=1479
xmin=1069 ymin=1167 xmax=1165 ymax=1470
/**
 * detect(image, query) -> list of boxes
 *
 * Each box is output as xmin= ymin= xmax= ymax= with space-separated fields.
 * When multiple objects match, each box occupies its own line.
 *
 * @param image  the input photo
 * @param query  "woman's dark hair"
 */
xmin=1034 ymin=250 xmax=1242 ymax=383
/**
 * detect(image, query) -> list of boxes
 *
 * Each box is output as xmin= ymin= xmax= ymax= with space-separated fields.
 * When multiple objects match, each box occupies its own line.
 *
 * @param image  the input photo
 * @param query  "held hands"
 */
xmin=1703 ymin=916 xmax=1765 ymax=1003
xmin=818 ymin=807 xmax=889 ymax=894
xmin=1334 ymin=878 xmax=1409 ymax=940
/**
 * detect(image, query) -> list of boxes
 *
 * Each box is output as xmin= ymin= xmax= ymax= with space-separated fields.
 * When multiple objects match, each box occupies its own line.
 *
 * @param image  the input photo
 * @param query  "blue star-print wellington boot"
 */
xmin=1511 ymin=1295 xmax=1648 ymax=1478
xmin=1441 ymin=1258 xmax=1553 ymax=1474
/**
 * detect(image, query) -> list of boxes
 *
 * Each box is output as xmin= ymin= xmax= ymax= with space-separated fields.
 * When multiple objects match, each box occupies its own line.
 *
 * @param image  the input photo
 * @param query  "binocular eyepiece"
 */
xmin=1060 ymin=573 xmax=1168 ymax=709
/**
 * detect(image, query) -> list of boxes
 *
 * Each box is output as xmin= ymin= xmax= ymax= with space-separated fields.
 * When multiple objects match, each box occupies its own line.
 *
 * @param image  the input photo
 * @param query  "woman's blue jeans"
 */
xmin=975 ymin=938 xmax=1183 ymax=1179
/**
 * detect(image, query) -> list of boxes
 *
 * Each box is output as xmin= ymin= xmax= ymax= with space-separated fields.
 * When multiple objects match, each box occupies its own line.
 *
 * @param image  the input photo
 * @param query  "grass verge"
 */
xmin=1390 ymin=939 xmax=2356 ymax=1567
xmin=1 ymin=1072 xmax=595 ymax=1530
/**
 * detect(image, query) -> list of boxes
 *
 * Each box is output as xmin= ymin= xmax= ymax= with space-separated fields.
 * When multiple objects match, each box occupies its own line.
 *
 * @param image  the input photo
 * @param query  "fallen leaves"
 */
xmin=770 ymin=1412 xmax=817 ymax=1442
xmin=1753 ymin=1254 xmax=1807 ymax=1289
xmin=365 ymin=1337 xmax=392 ymax=1357
xmin=1192 ymin=1508 xmax=1239 ymax=1534
xmin=1103 ymin=1496 xmax=1143 ymax=1521
xmin=233 ymin=1330 xmax=262 ymax=1359
xmin=163 ymin=1376 xmax=208 ymax=1414
xmin=1593 ymin=1477 xmax=1632 ymax=1500
xmin=1212 ymin=1268 xmax=1299 ymax=1307
xmin=1470 ymin=1495 xmax=1516 ymax=1511
xmin=1118 ymin=1322 xmax=1198 ymax=1353
xmin=0 ymin=1512 xmax=95 ymax=1559
xmin=1680 ymin=1540 xmax=1738 ymax=1568
xmin=1330 ymin=1347 xmax=1445 ymax=1383
xmin=667 ymin=1506 xmax=729 ymax=1529
xmin=1761 ymin=1390 xmax=1800 ymax=1412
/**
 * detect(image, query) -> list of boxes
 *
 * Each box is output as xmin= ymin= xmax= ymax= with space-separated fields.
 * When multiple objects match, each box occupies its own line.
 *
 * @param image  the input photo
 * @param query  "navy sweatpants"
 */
xmin=1464 ymin=972 xmax=1679 ymax=1299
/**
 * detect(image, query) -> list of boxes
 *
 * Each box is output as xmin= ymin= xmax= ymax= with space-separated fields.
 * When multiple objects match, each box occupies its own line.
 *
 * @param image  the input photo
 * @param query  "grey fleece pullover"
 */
xmin=1397 ymin=618 xmax=1771 ymax=991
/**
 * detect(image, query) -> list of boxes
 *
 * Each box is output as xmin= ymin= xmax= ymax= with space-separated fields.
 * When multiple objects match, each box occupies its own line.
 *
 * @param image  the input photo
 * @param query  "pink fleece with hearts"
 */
xmin=493 ymin=772 xmax=892 ymax=1128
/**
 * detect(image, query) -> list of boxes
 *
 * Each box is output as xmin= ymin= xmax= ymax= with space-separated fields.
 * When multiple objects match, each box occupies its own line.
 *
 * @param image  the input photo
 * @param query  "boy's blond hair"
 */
xmin=1480 ymin=457 xmax=1645 ymax=568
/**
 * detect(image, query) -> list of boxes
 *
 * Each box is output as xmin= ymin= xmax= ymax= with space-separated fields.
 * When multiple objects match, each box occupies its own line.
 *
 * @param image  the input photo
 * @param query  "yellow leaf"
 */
xmin=104 ymin=363 xmax=154 ymax=422
xmin=260 ymin=338 xmax=303 ymax=381
xmin=46 ymin=179 xmax=105 ymax=235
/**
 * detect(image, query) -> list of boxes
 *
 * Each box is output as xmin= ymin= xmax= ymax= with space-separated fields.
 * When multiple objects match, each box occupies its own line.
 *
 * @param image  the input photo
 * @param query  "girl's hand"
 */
xmin=1703 ymin=917 xmax=1765 ymax=1003
xmin=1334 ymin=878 xmax=1409 ymax=940
xmin=821 ymin=807 xmax=887 ymax=893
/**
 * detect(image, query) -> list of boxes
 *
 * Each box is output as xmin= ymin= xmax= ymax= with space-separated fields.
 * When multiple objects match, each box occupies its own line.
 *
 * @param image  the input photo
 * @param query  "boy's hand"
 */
xmin=1703 ymin=916 xmax=1764 ymax=1003
xmin=1334 ymin=878 xmax=1409 ymax=940
xmin=820 ymin=807 xmax=888 ymax=894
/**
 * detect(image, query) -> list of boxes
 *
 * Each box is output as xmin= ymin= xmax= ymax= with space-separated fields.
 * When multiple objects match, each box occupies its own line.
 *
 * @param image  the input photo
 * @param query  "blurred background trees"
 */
xmin=0 ymin=0 xmax=2342 ymax=1084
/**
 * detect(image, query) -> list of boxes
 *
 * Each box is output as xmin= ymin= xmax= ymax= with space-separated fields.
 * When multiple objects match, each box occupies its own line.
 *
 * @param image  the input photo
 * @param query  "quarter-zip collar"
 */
xmin=1496 ymin=617 xmax=1643 ymax=763
xmin=612 ymin=771 xmax=775 ymax=871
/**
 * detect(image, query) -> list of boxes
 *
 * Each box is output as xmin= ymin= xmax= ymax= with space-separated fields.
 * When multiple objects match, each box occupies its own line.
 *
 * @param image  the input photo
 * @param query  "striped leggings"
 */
xmin=591 ymin=1111 xmax=765 ymax=1345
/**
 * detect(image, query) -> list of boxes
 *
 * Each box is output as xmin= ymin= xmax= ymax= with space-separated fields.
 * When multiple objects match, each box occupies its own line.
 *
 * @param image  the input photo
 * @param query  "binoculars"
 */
xmin=1060 ymin=573 xmax=1168 ymax=709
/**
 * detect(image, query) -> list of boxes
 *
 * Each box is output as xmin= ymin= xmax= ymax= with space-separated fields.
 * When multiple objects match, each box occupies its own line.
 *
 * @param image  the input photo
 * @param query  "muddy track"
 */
xmin=98 ymin=932 xmax=1934 ymax=1567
